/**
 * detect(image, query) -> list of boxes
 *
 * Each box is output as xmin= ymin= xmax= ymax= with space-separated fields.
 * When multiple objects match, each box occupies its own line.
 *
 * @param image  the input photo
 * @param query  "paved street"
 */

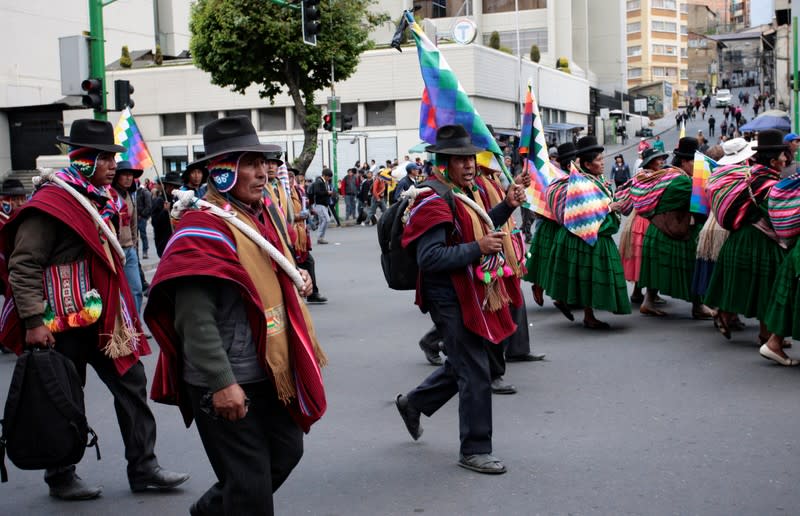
xmin=2 ymin=94 xmax=799 ymax=515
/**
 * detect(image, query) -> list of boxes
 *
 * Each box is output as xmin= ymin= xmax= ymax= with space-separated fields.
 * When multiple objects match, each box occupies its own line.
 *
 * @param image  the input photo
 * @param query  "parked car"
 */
xmin=715 ymin=89 xmax=732 ymax=107
xmin=635 ymin=128 xmax=653 ymax=137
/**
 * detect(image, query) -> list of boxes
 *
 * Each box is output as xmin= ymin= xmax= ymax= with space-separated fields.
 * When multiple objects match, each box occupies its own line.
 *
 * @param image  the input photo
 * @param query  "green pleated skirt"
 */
xmin=763 ymin=243 xmax=800 ymax=338
xmin=546 ymin=227 xmax=631 ymax=314
xmin=523 ymin=218 xmax=559 ymax=291
xmin=704 ymin=224 xmax=787 ymax=319
xmin=639 ymin=223 xmax=701 ymax=302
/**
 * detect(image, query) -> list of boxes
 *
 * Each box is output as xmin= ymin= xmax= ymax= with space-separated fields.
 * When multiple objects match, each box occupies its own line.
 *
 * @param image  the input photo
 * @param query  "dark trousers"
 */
xmin=296 ymin=253 xmax=319 ymax=295
xmin=44 ymin=325 xmax=158 ymax=486
xmin=188 ymin=381 xmax=303 ymax=516
xmin=504 ymin=299 xmax=532 ymax=358
xmin=406 ymin=298 xmax=493 ymax=456
xmin=521 ymin=208 xmax=535 ymax=241
xmin=138 ymin=217 xmax=149 ymax=254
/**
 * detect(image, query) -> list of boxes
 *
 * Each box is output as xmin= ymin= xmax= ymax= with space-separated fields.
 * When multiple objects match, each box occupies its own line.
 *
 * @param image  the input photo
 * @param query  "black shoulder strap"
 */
xmin=419 ymin=180 xmax=456 ymax=217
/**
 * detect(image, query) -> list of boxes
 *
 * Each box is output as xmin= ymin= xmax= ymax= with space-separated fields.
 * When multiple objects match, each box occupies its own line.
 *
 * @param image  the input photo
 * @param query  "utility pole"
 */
xmin=88 ymin=0 xmax=118 ymax=121
xmin=793 ymin=1 xmax=799 ymax=132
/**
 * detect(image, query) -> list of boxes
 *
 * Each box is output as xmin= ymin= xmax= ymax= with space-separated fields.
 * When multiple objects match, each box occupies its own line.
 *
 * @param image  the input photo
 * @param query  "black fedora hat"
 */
xmin=640 ymin=147 xmax=669 ymax=169
xmin=557 ymin=142 xmax=578 ymax=161
xmin=574 ymin=136 xmax=604 ymax=156
xmin=672 ymin=137 xmax=699 ymax=160
xmin=159 ymin=171 xmax=183 ymax=187
xmin=56 ymin=119 xmax=126 ymax=154
xmin=189 ymin=116 xmax=281 ymax=167
xmin=425 ymin=125 xmax=485 ymax=155
xmin=115 ymin=160 xmax=144 ymax=178
xmin=181 ymin=161 xmax=209 ymax=184
xmin=264 ymin=150 xmax=284 ymax=166
xmin=0 ymin=178 xmax=26 ymax=196
xmin=752 ymin=129 xmax=789 ymax=151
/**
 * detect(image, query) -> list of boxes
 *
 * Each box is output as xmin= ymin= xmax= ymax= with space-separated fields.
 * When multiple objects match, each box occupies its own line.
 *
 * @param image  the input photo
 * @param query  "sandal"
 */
xmin=713 ymin=313 xmax=731 ymax=340
xmin=759 ymin=344 xmax=800 ymax=367
xmin=531 ymin=284 xmax=544 ymax=307
xmin=553 ymin=301 xmax=574 ymax=321
xmin=458 ymin=454 xmax=507 ymax=475
xmin=639 ymin=305 xmax=666 ymax=317
xmin=583 ymin=319 xmax=611 ymax=330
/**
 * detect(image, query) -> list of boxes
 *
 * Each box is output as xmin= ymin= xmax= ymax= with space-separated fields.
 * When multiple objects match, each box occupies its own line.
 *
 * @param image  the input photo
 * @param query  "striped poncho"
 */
xmin=630 ymin=168 xmax=686 ymax=217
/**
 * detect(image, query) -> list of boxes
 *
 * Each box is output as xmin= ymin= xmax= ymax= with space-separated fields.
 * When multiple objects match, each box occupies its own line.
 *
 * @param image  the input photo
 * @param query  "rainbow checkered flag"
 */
xmin=691 ymin=151 xmax=716 ymax=215
xmin=563 ymin=163 xmax=610 ymax=246
xmin=523 ymin=81 xmax=564 ymax=217
xmin=405 ymin=11 xmax=510 ymax=181
xmin=114 ymin=107 xmax=154 ymax=170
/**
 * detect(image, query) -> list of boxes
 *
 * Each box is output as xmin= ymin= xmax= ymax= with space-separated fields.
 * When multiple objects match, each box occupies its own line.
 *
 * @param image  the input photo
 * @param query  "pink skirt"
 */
xmin=621 ymin=214 xmax=650 ymax=282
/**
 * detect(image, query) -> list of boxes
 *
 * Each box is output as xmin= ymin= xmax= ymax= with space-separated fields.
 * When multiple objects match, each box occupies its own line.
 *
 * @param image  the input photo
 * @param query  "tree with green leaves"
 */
xmin=189 ymin=0 xmax=388 ymax=173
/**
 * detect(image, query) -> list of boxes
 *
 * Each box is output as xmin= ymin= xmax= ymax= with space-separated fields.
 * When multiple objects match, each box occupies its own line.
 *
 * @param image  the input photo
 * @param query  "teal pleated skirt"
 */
xmin=523 ymin=218 xmax=559 ymax=291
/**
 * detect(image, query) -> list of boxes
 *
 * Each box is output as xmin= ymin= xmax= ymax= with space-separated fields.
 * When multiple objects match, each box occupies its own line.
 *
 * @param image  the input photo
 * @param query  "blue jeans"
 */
xmin=137 ymin=218 xmax=149 ymax=256
xmin=123 ymin=246 xmax=143 ymax=314
xmin=345 ymin=194 xmax=356 ymax=220
xmin=312 ymin=204 xmax=330 ymax=239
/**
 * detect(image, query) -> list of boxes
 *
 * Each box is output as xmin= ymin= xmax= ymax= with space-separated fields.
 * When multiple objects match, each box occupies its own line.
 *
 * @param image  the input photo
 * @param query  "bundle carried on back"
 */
xmin=768 ymin=173 xmax=800 ymax=241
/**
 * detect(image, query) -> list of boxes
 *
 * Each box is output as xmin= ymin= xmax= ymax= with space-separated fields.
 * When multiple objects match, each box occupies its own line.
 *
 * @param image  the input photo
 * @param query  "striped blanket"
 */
xmin=613 ymin=178 xmax=634 ymax=216
xmin=630 ymin=168 xmax=684 ymax=217
xmin=768 ymin=173 xmax=800 ymax=240
xmin=545 ymin=175 xmax=569 ymax=225
xmin=708 ymin=164 xmax=779 ymax=231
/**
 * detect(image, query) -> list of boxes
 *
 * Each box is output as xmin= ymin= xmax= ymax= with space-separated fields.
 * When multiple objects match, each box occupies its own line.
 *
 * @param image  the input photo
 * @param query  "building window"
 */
xmin=680 ymin=69 xmax=688 ymax=80
xmin=627 ymin=45 xmax=642 ymax=57
xmin=626 ymin=0 xmax=640 ymax=10
xmin=365 ymin=101 xmax=396 ymax=126
xmin=627 ymin=22 xmax=641 ymax=34
xmin=652 ymin=44 xmax=677 ymax=56
xmin=259 ymin=108 xmax=287 ymax=131
xmin=680 ymin=2 xmax=689 ymax=12
xmin=653 ymin=66 xmax=666 ymax=77
xmin=483 ymin=0 xmax=547 ymax=15
xmin=192 ymin=145 xmax=205 ymax=161
xmin=193 ymin=111 xmax=218 ymax=134
xmin=482 ymin=28 xmax=548 ymax=53
xmin=681 ymin=24 xmax=688 ymax=35
xmin=292 ymin=106 xmax=323 ymax=131
xmin=161 ymin=113 xmax=186 ymax=136
xmin=652 ymin=20 xmax=677 ymax=32
xmin=652 ymin=0 xmax=676 ymax=8
xmin=162 ymin=145 xmax=188 ymax=174
xmin=225 ymin=109 xmax=251 ymax=121
xmin=628 ymin=67 xmax=642 ymax=78
xmin=681 ymin=47 xmax=688 ymax=58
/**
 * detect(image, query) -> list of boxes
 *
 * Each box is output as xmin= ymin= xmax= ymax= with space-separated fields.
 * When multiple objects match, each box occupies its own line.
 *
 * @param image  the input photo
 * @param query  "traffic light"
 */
xmin=302 ymin=0 xmax=321 ymax=46
xmin=81 ymin=78 xmax=103 ymax=111
xmin=114 ymin=79 xmax=134 ymax=111
xmin=340 ymin=114 xmax=353 ymax=132
xmin=323 ymin=113 xmax=333 ymax=131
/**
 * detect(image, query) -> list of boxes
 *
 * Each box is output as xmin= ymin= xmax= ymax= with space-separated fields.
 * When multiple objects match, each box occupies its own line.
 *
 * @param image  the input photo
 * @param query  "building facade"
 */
xmin=625 ymin=0 xmax=689 ymax=101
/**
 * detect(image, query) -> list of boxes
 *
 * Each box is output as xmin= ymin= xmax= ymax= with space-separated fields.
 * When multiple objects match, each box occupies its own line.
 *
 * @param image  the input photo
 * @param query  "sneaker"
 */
xmin=317 ymin=238 xmax=329 ymax=244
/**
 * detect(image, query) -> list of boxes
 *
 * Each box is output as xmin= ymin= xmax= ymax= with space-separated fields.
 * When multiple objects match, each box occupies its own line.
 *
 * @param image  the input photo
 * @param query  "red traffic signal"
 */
xmin=323 ymin=113 xmax=333 ymax=131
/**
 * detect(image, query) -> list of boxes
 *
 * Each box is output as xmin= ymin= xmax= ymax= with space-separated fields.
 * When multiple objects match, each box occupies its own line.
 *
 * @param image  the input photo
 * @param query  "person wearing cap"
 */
xmin=150 ymin=172 xmax=183 ymax=257
xmin=704 ymin=129 xmax=795 ymax=365
xmin=523 ymin=142 xmax=571 ymax=309
xmin=782 ymin=132 xmax=800 ymax=177
xmin=633 ymin=138 xmax=714 ymax=319
xmin=545 ymin=136 xmax=631 ymax=328
xmin=144 ymin=116 xmax=327 ymax=513
xmin=392 ymin=162 xmax=421 ymax=203
xmin=395 ymin=124 xmax=527 ymax=475
xmin=0 ymin=178 xmax=27 ymax=226
xmin=111 ymin=160 xmax=144 ymax=313
xmin=0 ymin=119 xmax=189 ymax=500
xmin=181 ymin=162 xmax=209 ymax=198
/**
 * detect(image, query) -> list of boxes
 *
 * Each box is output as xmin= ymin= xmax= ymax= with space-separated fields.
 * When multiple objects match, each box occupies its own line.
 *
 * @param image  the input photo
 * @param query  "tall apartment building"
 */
xmin=625 ymin=0 xmax=689 ymax=97
xmin=729 ymin=0 xmax=750 ymax=29
xmin=687 ymin=0 xmax=730 ymax=30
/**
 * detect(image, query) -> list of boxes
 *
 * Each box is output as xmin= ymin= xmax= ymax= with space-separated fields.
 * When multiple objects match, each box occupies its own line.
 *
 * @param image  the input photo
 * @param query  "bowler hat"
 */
xmin=574 ymin=136 xmax=604 ymax=157
xmin=424 ymin=125 xmax=485 ymax=155
xmin=181 ymin=162 xmax=209 ymax=184
xmin=673 ymin=137 xmax=699 ymax=160
xmin=265 ymin=150 xmax=284 ymax=166
xmin=753 ymin=129 xmax=789 ymax=151
xmin=56 ymin=119 xmax=127 ymax=154
xmin=188 ymin=116 xmax=281 ymax=167
xmin=159 ymin=171 xmax=183 ymax=187
xmin=557 ymin=142 xmax=578 ymax=161
xmin=0 ymin=179 xmax=26 ymax=196
xmin=640 ymin=147 xmax=669 ymax=169
xmin=115 ymin=160 xmax=144 ymax=178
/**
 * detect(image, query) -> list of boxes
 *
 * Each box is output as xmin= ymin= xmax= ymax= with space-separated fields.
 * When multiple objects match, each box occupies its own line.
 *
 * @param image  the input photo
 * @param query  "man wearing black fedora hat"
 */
xmin=150 ymin=171 xmax=183 ymax=257
xmin=145 ymin=116 xmax=328 ymax=514
xmin=0 ymin=118 xmax=189 ymax=500
xmin=111 ymin=160 xmax=145 ymax=314
xmin=0 ymin=178 xmax=27 ymax=226
xmin=395 ymin=124 xmax=527 ymax=475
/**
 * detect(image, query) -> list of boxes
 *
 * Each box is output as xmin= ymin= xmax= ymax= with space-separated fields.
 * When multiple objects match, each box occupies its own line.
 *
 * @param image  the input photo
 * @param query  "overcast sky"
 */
xmin=750 ymin=0 xmax=774 ymax=26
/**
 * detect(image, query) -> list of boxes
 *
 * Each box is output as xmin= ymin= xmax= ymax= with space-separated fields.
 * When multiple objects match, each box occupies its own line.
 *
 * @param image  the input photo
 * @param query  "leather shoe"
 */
xmin=395 ymin=394 xmax=422 ymax=440
xmin=759 ymin=344 xmax=800 ymax=367
xmin=306 ymin=293 xmax=328 ymax=304
xmin=506 ymin=353 xmax=545 ymax=362
xmin=49 ymin=475 xmax=102 ymax=500
xmin=491 ymin=377 xmax=517 ymax=395
xmin=418 ymin=341 xmax=443 ymax=366
xmin=458 ymin=454 xmax=507 ymax=474
xmin=130 ymin=466 xmax=190 ymax=492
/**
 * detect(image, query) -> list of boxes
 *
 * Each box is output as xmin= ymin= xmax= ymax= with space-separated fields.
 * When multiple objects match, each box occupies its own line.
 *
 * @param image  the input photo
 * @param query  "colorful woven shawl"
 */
xmin=630 ymin=168 xmax=684 ymax=218
xmin=544 ymin=175 xmax=569 ymax=225
xmin=768 ymin=173 xmax=800 ymax=240
xmin=563 ymin=166 xmax=611 ymax=246
xmin=708 ymin=164 xmax=779 ymax=231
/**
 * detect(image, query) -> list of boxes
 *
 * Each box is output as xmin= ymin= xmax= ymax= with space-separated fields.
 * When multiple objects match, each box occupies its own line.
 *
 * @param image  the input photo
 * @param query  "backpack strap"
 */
xmin=0 ymin=351 xmax=31 ymax=482
xmin=419 ymin=180 xmax=456 ymax=217
xmin=33 ymin=350 xmax=101 ymax=461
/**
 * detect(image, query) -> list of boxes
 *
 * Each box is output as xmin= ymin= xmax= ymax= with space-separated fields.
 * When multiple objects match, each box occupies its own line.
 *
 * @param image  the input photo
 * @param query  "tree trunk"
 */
xmin=284 ymin=68 xmax=319 ymax=174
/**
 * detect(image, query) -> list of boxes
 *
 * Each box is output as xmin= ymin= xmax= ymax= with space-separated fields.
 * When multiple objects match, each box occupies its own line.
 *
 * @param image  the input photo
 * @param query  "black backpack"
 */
xmin=377 ymin=180 xmax=455 ymax=290
xmin=0 ymin=349 xmax=100 ymax=482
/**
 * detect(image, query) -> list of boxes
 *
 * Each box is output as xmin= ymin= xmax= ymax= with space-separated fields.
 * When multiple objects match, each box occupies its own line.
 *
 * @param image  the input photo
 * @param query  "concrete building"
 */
xmin=625 ymin=0 xmax=690 ymax=101
xmin=1 ymin=0 xmax=619 ymax=178
xmin=687 ymin=32 xmax=724 ymax=95
xmin=687 ymin=3 xmax=720 ymax=34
